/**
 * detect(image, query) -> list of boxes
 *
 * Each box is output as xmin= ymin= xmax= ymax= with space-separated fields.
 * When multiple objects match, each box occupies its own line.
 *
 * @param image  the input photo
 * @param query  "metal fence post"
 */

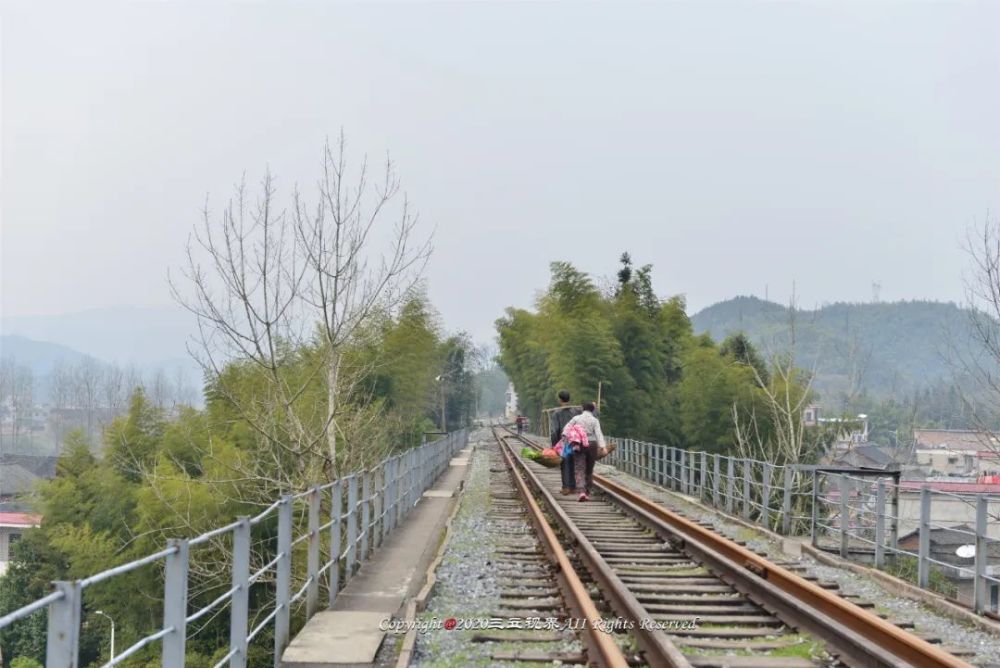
xmin=811 ymin=471 xmax=819 ymax=547
xmin=726 ymin=457 xmax=735 ymax=514
xmin=230 ymin=517 xmax=251 ymax=668
xmin=713 ymin=454 xmax=721 ymax=507
xmin=361 ymin=471 xmax=372 ymax=561
xmin=889 ymin=478 xmax=900 ymax=556
xmin=384 ymin=458 xmax=395 ymax=534
xmin=406 ymin=451 xmax=415 ymax=511
xmin=274 ymin=496 xmax=293 ymax=668
xmin=874 ymin=479 xmax=886 ymax=569
xmin=742 ymin=460 xmax=752 ymax=519
xmin=918 ymin=485 xmax=931 ymax=589
xmin=375 ymin=465 xmax=385 ymax=549
xmin=162 ymin=538 xmax=190 ymax=666
xmin=660 ymin=444 xmax=667 ymax=486
xmin=679 ymin=450 xmax=687 ymax=494
xmin=329 ymin=480 xmax=342 ymax=608
xmin=975 ymin=494 xmax=989 ymax=613
xmin=782 ymin=467 xmax=793 ymax=535
xmin=673 ymin=448 xmax=679 ymax=489
xmin=700 ymin=452 xmax=708 ymax=500
xmin=347 ymin=475 xmax=359 ymax=575
xmin=761 ymin=464 xmax=772 ymax=530
xmin=688 ymin=454 xmax=696 ymax=494
xmin=306 ymin=485 xmax=321 ymax=619
xmin=46 ymin=581 xmax=81 ymax=667
xmin=839 ymin=474 xmax=850 ymax=558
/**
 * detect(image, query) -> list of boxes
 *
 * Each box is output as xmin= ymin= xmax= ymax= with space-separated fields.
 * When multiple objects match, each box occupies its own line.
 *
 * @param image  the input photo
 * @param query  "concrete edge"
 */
xmin=393 ymin=452 xmax=472 ymax=668
xmin=613 ymin=470 xmax=1000 ymax=636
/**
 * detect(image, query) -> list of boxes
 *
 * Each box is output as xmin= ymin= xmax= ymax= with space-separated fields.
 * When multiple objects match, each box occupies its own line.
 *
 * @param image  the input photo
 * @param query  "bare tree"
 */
xmin=102 ymin=363 xmax=126 ymax=420
xmin=292 ymin=134 xmax=431 ymax=470
xmin=732 ymin=290 xmax=825 ymax=466
xmin=47 ymin=360 xmax=77 ymax=443
xmin=147 ymin=367 xmax=172 ymax=410
xmin=173 ymin=134 xmax=430 ymax=488
xmin=8 ymin=362 xmax=35 ymax=450
xmin=955 ymin=217 xmax=1000 ymax=449
xmin=0 ymin=357 xmax=11 ymax=452
xmin=73 ymin=358 xmax=104 ymax=438
xmin=832 ymin=326 xmax=873 ymax=413
xmin=173 ymin=168 xmax=316 ymax=487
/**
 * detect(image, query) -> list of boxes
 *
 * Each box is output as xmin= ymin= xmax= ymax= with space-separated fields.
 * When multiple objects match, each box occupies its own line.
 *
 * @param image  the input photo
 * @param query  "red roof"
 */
xmin=900 ymin=482 xmax=1000 ymax=494
xmin=0 ymin=512 xmax=41 ymax=527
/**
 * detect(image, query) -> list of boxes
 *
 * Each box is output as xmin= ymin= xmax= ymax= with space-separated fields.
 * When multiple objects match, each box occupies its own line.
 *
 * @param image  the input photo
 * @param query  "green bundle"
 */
xmin=521 ymin=447 xmax=540 ymax=460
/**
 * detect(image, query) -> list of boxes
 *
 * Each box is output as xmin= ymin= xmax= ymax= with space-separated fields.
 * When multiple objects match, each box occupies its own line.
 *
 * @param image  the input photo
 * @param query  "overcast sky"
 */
xmin=2 ymin=1 xmax=999 ymax=343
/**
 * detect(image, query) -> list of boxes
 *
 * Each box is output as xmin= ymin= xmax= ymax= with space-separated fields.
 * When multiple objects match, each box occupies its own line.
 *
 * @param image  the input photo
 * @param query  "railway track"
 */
xmin=493 ymin=426 xmax=976 ymax=668
xmin=484 ymin=428 xmax=632 ymax=666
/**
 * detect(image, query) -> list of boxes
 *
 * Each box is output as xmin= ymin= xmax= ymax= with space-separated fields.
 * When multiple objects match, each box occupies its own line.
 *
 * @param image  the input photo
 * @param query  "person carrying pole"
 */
xmin=549 ymin=390 xmax=580 ymax=496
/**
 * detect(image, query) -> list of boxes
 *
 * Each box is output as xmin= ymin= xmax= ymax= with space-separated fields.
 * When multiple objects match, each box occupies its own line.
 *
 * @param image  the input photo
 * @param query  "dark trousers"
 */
xmin=560 ymin=451 xmax=575 ymax=489
xmin=573 ymin=446 xmax=597 ymax=494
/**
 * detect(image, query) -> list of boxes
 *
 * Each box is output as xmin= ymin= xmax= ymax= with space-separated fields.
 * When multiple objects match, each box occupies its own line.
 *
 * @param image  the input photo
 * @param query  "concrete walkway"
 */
xmin=281 ymin=446 xmax=473 ymax=667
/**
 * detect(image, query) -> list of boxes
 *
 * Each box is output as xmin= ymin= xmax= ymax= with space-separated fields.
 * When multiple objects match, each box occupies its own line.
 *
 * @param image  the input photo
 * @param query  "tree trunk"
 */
xmin=327 ymin=349 xmax=340 ymax=474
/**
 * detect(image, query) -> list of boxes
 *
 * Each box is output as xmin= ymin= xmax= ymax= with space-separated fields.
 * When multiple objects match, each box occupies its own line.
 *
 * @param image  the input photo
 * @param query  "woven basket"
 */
xmin=533 ymin=454 xmax=563 ymax=469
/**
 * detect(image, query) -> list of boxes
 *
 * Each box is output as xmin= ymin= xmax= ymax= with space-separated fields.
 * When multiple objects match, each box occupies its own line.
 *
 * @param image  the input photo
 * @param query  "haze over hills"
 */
xmin=0 ymin=306 xmax=195 ymax=367
xmin=0 ymin=306 xmax=202 ymax=401
xmin=690 ymin=296 xmax=976 ymax=398
xmin=0 ymin=335 xmax=93 ymax=377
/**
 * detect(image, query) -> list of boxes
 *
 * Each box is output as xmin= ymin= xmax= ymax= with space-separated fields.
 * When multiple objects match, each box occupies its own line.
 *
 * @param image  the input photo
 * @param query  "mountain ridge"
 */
xmin=690 ymin=296 xmax=974 ymax=397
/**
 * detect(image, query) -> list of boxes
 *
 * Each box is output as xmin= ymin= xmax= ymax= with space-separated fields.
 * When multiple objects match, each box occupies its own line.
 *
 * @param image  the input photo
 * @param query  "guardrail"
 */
xmin=604 ymin=437 xmax=1000 ymax=615
xmin=0 ymin=429 xmax=468 ymax=667
xmin=813 ymin=471 xmax=1000 ymax=613
xmin=605 ymin=437 xmax=816 ymax=535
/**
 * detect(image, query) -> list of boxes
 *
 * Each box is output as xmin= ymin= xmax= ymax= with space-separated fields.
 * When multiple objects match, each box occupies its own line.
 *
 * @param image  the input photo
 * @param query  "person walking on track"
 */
xmin=549 ymin=390 xmax=580 ymax=496
xmin=563 ymin=401 xmax=605 ymax=501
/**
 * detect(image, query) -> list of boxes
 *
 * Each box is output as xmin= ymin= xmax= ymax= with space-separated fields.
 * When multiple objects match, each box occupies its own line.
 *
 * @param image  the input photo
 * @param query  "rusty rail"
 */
xmin=506 ymin=428 xmax=975 ymax=668
xmin=492 ymin=429 xmax=630 ymax=668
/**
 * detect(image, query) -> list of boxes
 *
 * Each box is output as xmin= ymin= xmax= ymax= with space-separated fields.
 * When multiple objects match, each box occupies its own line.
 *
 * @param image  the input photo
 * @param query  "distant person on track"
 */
xmin=549 ymin=390 xmax=580 ymax=496
xmin=515 ymin=415 xmax=525 ymax=435
xmin=563 ymin=401 xmax=605 ymax=502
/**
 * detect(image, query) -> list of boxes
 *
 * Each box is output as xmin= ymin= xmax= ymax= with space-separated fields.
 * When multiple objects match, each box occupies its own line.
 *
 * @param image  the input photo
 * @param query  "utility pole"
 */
xmin=435 ymin=374 xmax=449 ymax=433
xmin=597 ymin=381 xmax=603 ymax=412
xmin=440 ymin=382 xmax=447 ymax=433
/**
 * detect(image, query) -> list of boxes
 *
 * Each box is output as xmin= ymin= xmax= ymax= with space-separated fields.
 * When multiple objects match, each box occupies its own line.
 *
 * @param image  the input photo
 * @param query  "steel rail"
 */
xmin=494 ymin=429 xmax=689 ymax=667
xmin=595 ymin=473 xmax=972 ymax=668
xmin=506 ymin=428 xmax=973 ymax=668
xmin=491 ymin=428 xmax=630 ymax=668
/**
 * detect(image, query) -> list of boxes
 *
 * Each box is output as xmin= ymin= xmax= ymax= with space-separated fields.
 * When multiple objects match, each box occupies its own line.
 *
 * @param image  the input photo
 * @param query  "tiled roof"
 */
xmin=0 ymin=511 xmax=40 ymax=527
xmin=913 ymin=429 xmax=997 ymax=452
xmin=900 ymin=481 xmax=1000 ymax=493
xmin=0 ymin=464 xmax=39 ymax=496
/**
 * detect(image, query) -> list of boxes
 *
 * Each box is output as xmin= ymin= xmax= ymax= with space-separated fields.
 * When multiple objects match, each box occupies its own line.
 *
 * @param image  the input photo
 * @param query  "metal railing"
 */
xmin=604 ymin=437 xmax=1000 ymax=615
xmin=812 ymin=471 xmax=1000 ymax=613
xmin=605 ymin=438 xmax=815 ymax=535
xmin=0 ymin=429 xmax=468 ymax=667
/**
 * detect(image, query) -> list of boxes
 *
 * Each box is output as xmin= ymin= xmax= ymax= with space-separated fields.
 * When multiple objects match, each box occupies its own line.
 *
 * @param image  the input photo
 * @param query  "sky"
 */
xmin=2 ymin=1 xmax=1000 ymax=345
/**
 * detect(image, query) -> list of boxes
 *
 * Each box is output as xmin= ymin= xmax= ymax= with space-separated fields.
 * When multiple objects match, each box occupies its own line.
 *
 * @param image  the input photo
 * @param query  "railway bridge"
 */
xmin=3 ymin=425 xmax=1000 ymax=667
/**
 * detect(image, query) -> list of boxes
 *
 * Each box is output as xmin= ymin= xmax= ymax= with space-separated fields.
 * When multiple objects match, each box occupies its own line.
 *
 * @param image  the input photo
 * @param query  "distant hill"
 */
xmin=1 ymin=305 xmax=194 ymax=367
xmin=0 ymin=335 xmax=93 ymax=377
xmin=690 ymin=296 xmax=976 ymax=397
xmin=1 ymin=306 xmax=203 ymax=405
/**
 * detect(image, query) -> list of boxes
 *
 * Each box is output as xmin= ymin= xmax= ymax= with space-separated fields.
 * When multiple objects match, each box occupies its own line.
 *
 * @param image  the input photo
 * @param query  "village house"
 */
xmin=0 ymin=511 xmax=40 ymax=576
xmin=911 ymin=429 xmax=1000 ymax=477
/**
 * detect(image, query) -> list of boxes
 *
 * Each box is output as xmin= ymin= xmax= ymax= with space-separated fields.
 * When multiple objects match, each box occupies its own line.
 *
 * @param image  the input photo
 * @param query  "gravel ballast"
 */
xmin=411 ymin=429 xmax=581 ymax=667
